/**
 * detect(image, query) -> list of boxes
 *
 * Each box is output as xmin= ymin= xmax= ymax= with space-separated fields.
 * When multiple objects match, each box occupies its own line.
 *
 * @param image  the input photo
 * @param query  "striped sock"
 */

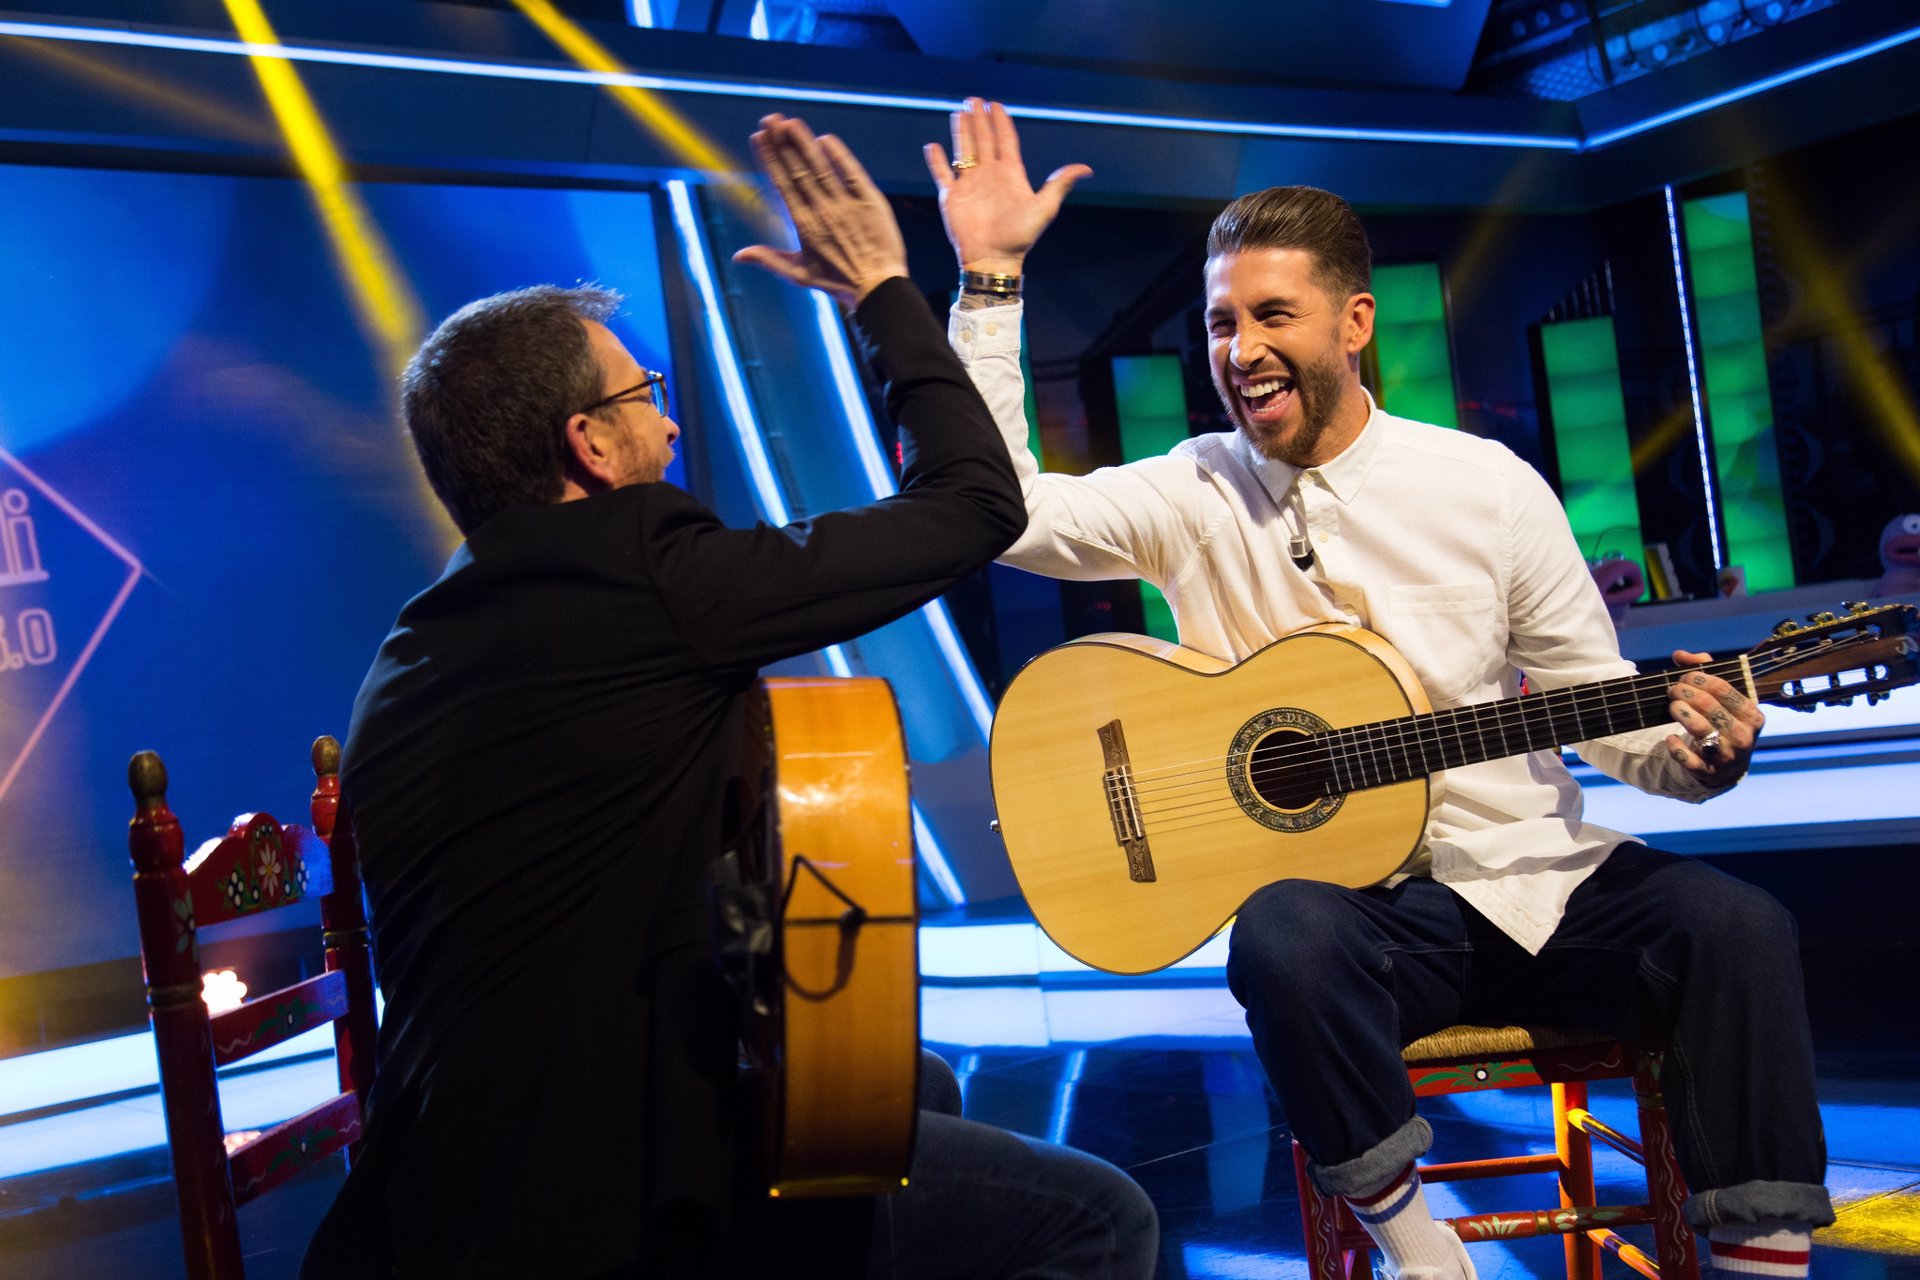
xmin=1708 ymin=1222 xmax=1812 ymax=1277
xmin=1347 ymin=1163 xmax=1471 ymax=1279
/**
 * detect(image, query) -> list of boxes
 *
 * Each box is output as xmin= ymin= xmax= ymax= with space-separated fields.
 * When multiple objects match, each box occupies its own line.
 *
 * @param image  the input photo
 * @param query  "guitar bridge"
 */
xmin=1098 ymin=719 xmax=1156 ymax=883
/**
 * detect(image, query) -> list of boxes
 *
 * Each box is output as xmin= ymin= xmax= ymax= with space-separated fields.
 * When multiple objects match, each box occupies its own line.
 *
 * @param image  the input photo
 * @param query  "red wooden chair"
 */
xmin=1294 ymin=1025 xmax=1700 ymax=1280
xmin=127 ymin=736 xmax=377 ymax=1280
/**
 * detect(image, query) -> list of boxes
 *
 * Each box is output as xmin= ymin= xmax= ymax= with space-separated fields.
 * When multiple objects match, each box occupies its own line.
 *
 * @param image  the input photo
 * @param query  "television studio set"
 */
xmin=0 ymin=1 xmax=1916 ymax=1276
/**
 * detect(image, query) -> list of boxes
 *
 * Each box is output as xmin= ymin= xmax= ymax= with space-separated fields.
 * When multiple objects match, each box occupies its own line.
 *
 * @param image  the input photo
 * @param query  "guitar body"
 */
xmin=991 ymin=602 xmax=1920 ymax=977
xmin=748 ymin=677 xmax=919 ymax=1199
xmin=990 ymin=627 xmax=1434 ymax=975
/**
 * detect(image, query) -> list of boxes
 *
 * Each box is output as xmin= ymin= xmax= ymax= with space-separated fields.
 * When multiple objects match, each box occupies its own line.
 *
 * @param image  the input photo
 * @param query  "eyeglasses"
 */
xmin=578 ymin=369 xmax=669 ymax=419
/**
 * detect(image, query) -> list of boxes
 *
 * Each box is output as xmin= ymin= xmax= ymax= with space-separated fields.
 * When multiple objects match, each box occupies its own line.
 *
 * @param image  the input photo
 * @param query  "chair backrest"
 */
xmin=127 ymin=736 xmax=378 ymax=1280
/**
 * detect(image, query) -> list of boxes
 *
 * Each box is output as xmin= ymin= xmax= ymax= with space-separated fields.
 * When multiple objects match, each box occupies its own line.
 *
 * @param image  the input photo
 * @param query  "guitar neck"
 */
xmin=1327 ymin=656 xmax=1747 ymax=794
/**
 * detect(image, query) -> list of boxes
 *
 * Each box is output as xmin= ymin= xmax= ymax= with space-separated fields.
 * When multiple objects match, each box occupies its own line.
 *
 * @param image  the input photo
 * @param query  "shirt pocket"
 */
xmin=1384 ymin=581 xmax=1501 ymax=704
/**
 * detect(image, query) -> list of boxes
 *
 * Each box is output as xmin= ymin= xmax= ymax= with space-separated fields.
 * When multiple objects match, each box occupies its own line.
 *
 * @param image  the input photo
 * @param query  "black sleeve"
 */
xmin=641 ymin=277 xmax=1026 ymax=672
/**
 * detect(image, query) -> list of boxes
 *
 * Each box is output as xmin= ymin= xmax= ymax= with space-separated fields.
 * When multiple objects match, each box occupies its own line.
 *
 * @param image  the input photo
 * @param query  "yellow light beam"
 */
xmin=1751 ymin=174 xmax=1920 ymax=487
xmin=220 ymin=0 xmax=427 ymax=380
xmin=508 ymin=0 xmax=770 ymax=225
xmin=1630 ymin=401 xmax=1699 ymax=477
xmin=1824 ymin=1186 xmax=1920 ymax=1256
xmin=218 ymin=0 xmax=452 ymax=551
xmin=2 ymin=34 xmax=278 ymax=144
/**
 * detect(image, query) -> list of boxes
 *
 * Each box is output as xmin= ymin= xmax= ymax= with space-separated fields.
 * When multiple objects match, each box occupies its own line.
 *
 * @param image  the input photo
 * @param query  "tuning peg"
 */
xmin=1869 ymin=690 xmax=1888 ymax=706
xmin=1772 ymin=618 xmax=1801 ymax=637
xmin=1809 ymin=610 xmax=1839 ymax=626
xmin=1845 ymin=600 xmax=1870 ymax=614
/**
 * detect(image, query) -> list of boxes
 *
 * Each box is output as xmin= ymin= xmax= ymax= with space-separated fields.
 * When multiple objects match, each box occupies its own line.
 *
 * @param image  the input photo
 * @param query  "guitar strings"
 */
xmin=1119 ymin=657 xmax=1735 ymax=800
xmin=1138 ymin=646 xmax=1822 ymax=813
xmin=1121 ymin=650 xmax=1797 ymax=828
xmin=1094 ymin=641 xmax=1852 ymax=824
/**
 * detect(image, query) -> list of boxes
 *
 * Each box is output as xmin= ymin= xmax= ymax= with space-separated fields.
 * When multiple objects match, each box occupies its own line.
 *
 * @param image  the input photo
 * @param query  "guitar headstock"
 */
xmin=1745 ymin=601 xmax=1920 ymax=711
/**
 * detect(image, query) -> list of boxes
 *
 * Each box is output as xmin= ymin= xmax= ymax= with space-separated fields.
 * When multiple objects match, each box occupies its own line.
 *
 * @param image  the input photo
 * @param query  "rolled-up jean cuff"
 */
xmin=1685 ymin=1181 xmax=1836 ymax=1231
xmin=1307 ymin=1117 xmax=1434 ymax=1197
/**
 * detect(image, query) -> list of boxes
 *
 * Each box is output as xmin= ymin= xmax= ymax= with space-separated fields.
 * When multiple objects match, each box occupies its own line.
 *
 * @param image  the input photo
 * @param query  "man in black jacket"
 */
xmin=302 ymin=115 xmax=1156 ymax=1279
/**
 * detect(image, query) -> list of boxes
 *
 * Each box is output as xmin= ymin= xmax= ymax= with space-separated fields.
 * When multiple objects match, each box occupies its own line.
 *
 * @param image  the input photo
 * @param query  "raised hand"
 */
xmin=733 ymin=114 xmax=909 ymax=307
xmin=1665 ymin=649 xmax=1767 ymax=786
xmin=925 ymin=98 xmax=1091 ymax=275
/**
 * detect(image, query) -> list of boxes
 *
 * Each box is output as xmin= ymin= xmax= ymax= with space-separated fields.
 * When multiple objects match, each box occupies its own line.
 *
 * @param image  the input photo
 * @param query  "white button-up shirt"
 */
xmin=952 ymin=302 xmax=1729 ymax=954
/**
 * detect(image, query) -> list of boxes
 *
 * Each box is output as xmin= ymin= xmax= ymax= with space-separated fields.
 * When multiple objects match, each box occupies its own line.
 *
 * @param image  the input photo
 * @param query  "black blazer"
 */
xmin=303 ymin=279 xmax=1023 ymax=1278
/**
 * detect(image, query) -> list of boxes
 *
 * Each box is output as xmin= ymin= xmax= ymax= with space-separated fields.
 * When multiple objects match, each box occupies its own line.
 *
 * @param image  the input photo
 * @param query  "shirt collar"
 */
xmin=1235 ymin=385 xmax=1387 ymax=507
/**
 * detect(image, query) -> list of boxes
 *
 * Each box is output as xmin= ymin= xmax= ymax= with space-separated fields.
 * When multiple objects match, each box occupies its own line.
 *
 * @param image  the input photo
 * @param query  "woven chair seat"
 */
xmin=1401 ymin=1024 xmax=1614 ymax=1063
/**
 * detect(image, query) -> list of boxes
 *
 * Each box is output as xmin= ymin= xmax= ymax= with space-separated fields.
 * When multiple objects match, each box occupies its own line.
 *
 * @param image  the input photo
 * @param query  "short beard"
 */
xmin=1225 ymin=348 xmax=1350 ymax=466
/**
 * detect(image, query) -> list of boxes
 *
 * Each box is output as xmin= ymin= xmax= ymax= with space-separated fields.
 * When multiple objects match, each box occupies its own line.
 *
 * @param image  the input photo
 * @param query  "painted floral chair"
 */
xmin=127 ymin=736 xmax=377 ymax=1280
xmin=1294 ymin=1025 xmax=1700 ymax=1280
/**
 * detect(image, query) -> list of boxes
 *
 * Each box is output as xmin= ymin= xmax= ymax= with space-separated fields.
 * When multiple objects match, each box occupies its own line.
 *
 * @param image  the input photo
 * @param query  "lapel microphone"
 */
xmin=1289 ymin=535 xmax=1315 ymax=571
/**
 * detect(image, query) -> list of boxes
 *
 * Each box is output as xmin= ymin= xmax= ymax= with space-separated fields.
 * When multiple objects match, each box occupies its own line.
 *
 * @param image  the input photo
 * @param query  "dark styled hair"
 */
xmin=1206 ymin=186 xmax=1372 ymax=302
xmin=400 ymin=284 xmax=624 ymax=535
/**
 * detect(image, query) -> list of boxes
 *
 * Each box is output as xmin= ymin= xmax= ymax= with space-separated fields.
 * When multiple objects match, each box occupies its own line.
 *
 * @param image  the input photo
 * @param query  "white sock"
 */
xmin=1346 ymin=1163 xmax=1468 ymax=1279
xmin=1708 ymin=1221 xmax=1811 ymax=1277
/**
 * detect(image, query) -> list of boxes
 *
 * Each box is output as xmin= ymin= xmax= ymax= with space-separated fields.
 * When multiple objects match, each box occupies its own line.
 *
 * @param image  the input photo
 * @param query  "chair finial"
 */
xmin=312 ymin=735 xmax=341 ymax=778
xmin=128 ymin=751 xmax=169 ymax=809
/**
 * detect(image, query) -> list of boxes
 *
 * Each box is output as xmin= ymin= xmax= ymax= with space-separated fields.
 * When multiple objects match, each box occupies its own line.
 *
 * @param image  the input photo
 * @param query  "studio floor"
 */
xmin=1 ymin=955 xmax=1915 ymax=1279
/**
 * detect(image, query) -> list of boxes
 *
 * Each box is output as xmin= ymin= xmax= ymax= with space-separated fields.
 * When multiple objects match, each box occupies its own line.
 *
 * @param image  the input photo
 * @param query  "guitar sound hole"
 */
xmin=1245 ymin=730 xmax=1324 ymax=812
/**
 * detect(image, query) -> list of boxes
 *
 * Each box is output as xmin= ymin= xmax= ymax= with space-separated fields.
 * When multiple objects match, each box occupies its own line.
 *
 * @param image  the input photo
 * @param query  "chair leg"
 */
xmin=1555 ymin=1080 xmax=1602 ymax=1280
xmin=1295 ymin=1140 xmax=1374 ymax=1280
xmin=1634 ymin=1056 xmax=1701 ymax=1280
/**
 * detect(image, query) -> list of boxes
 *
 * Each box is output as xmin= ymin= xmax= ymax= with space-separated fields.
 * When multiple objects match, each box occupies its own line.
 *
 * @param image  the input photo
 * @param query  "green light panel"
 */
xmin=1538 ymin=317 xmax=1645 ymax=587
xmin=1369 ymin=262 xmax=1458 ymax=428
xmin=1683 ymin=192 xmax=1793 ymax=591
xmin=1021 ymin=324 xmax=1044 ymax=468
xmin=1111 ymin=354 xmax=1186 ymax=641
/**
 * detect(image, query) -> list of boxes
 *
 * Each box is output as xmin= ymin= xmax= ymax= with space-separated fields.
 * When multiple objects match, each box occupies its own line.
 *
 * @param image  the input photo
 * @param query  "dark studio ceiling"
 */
xmin=0 ymin=0 xmax=1916 ymax=210
xmin=436 ymin=0 xmax=1864 ymax=100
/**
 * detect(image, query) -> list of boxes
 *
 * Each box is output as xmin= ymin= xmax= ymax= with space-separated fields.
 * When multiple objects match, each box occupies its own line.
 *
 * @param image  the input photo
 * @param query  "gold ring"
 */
xmin=950 ymin=155 xmax=980 ymax=172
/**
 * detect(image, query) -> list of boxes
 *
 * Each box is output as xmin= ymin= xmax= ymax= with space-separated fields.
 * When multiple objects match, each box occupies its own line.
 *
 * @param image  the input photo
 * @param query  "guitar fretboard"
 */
xmin=1318 ymin=657 xmax=1747 ymax=795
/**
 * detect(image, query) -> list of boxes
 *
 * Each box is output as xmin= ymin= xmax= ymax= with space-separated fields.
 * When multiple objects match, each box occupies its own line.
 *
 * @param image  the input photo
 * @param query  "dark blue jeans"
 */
xmin=1225 ymin=843 xmax=1834 ymax=1231
xmin=748 ymin=1051 xmax=1160 ymax=1278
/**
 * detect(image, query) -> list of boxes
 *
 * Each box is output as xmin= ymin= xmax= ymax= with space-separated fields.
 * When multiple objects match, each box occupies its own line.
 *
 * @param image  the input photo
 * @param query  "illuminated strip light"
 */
xmin=669 ymin=181 xmax=967 ymax=906
xmin=1585 ymin=23 xmax=1920 ymax=149
xmin=1665 ymin=184 xmax=1724 ymax=569
xmin=0 ymin=21 xmax=1576 ymax=151
xmin=667 ymin=180 xmax=788 ymax=524
xmin=625 ymin=0 xmax=655 ymax=26
xmin=913 ymin=806 xmax=968 ymax=909
xmin=7 ymin=19 xmax=1918 ymax=153
xmin=1046 ymin=1048 xmax=1088 ymax=1145
xmin=917 ymin=919 xmax=1231 ymax=980
xmin=810 ymin=291 xmax=997 ymax=742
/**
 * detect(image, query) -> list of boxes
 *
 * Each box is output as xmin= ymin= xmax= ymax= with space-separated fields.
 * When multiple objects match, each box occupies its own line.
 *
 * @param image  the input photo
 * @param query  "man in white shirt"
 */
xmin=928 ymin=98 xmax=1832 ymax=1279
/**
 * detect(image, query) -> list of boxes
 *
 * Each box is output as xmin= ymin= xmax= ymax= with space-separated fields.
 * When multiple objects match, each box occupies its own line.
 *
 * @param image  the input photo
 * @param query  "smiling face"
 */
xmin=1204 ymin=247 xmax=1374 ymax=468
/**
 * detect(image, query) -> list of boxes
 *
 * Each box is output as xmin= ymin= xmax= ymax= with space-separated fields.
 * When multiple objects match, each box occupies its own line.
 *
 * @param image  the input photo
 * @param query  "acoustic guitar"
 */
xmin=723 ymin=676 xmax=920 ymax=1199
xmin=989 ymin=602 xmax=1920 ymax=975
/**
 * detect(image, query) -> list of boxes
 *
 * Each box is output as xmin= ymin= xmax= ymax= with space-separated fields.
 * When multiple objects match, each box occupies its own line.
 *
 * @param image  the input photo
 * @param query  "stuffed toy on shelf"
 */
xmin=1588 ymin=554 xmax=1645 ymax=624
xmin=1876 ymin=513 xmax=1920 ymax=597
